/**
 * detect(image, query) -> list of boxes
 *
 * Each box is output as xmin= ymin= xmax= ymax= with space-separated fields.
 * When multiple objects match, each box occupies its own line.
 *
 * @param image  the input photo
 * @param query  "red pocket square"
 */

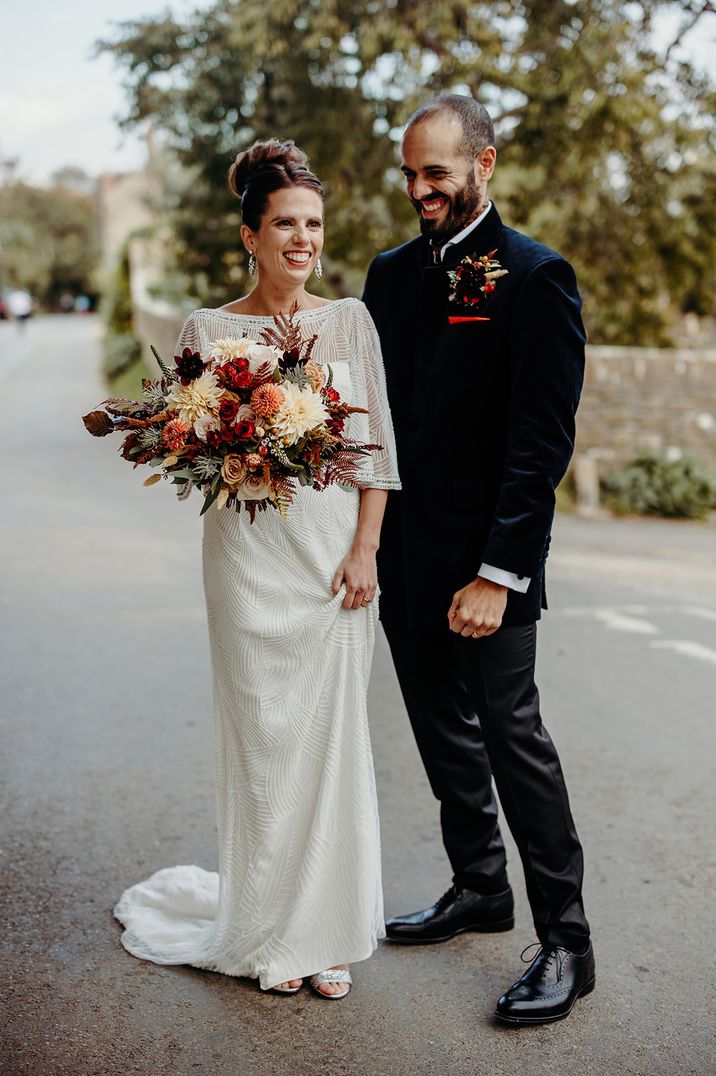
xmin=448 ymin=316 xmax=491 ymax=324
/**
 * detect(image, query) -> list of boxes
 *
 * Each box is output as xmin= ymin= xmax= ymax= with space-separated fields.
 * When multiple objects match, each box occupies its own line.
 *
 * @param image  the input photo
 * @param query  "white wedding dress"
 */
xmin=113 ymin=298 xmax=401 ymax=989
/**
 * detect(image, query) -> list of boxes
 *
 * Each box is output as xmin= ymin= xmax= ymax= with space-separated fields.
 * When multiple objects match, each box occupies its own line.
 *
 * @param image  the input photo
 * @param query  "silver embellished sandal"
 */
xmin=310 ymin=967 xmax=352 ymax=1001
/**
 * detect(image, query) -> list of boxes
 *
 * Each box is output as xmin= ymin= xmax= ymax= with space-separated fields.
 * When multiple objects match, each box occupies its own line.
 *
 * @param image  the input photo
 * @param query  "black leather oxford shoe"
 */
xmin=495 ymin=943 xmax=595 ymax=1024
xmin=385 ymin=884 xmax=514 ymax=944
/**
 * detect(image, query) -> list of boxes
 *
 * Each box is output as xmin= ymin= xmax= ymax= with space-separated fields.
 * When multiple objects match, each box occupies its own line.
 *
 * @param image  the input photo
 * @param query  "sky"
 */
xmin=1 ymin=1 xmax=714 ymax=187
xmin=0 ymin=0 xmax=214 ymax=184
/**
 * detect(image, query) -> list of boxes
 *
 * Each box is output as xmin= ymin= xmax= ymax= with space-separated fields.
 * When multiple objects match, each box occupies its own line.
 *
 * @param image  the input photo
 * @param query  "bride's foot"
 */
xmin=310 ymin=963 xmax=352 ymax=1000
xmin=271 ymin=978 xmax=303 ymax=994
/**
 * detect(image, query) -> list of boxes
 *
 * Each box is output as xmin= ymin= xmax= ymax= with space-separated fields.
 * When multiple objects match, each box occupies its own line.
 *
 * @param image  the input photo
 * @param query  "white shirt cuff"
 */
xmin=478 ymin=563 xmax=531 ymax=594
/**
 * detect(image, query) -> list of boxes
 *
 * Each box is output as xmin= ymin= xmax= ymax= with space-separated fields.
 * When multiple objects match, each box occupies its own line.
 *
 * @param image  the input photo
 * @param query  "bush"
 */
xmin=104 ymin=331 xmax=142 ymax=378
xmin=602 ymin=452 xmax=716 ymax=520
xmin=102 ymin=241 xmax=144 ymax=388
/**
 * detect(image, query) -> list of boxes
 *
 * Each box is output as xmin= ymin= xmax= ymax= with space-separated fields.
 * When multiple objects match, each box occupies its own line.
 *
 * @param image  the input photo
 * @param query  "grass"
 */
xmin=107 ymin=357 xmax=155 ymax=400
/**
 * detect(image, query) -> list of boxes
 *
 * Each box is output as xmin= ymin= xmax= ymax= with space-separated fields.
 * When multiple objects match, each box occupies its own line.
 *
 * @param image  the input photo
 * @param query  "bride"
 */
xmin=113 ymin=139 xmax=400 ymax=999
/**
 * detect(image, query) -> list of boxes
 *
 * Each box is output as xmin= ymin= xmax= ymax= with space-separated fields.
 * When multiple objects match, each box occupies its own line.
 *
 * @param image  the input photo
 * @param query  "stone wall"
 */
xmin=577 ymin=345 xmax=716 ymax=473
xmin=128 ymin=235 xmax=187 ymax=373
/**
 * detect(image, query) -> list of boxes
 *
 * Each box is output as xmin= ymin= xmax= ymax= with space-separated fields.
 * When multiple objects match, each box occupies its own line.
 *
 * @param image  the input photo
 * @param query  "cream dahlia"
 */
xmin=272 ymin=382 xmax=329 ymax=445
xmin=208 ymin=337 xmax=252 ymax=363
xmin=166 ymin=370 xmax=224 ymax=426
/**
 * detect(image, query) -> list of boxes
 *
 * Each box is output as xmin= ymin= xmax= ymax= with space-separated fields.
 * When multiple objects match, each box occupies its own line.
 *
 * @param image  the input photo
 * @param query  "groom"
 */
xmin=363 ymin=94 xmax=594 ymax=1024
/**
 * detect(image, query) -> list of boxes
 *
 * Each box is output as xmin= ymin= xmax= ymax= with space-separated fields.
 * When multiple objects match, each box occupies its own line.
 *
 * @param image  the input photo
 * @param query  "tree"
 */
xmin=0 ymin=170 xmax=99 ymax=305
xmin=100 ymin=0 xmax=715 ymax=344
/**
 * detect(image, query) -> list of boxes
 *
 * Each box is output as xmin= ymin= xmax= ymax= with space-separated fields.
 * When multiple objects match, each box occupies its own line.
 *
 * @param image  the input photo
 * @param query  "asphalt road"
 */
xmin=2 ymin=316 xmax=715 ymax=1075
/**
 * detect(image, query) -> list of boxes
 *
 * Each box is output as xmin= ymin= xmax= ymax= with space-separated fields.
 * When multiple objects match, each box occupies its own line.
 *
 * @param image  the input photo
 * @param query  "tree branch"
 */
xmin=665 ymin=2 xmax=715 ymax=64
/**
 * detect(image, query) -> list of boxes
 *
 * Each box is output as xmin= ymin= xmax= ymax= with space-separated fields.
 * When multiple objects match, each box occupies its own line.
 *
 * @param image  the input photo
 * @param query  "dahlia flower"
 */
xmin=161 ymin=417 xmax=191 ymax=452
xmin=167 ymin=370 xmax=224 ymax=426
xmin=251 ymin=383 xmax=285 ymax=417
xmin=272 ymin=382 xmax=329 ymax=445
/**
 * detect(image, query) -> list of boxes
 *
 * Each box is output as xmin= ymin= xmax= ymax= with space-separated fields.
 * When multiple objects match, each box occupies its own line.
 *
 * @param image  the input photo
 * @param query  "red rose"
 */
xmin=206 ymin=430 xmax=222 ymax=447
xmin=236 ymin=357 xmax=250 ymax=371
xmin=235 ymin=419 xmax=256 ymax=440
xmin=220 ymin=399 xmax=239 ymax=423
xmin=221 ymin=426 xmax=235 ymax=441
xmin=326 ymin=387 xmax=340 ymax=403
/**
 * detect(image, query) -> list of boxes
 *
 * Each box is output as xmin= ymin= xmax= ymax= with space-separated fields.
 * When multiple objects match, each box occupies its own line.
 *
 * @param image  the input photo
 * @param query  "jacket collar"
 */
xmin=440 ymin=203 xmax=504 ymax=269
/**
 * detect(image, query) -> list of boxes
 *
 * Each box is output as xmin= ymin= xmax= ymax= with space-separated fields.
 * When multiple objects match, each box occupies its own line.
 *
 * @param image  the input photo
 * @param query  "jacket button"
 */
xmin=517 ymin=575 xmax=524 ymax=580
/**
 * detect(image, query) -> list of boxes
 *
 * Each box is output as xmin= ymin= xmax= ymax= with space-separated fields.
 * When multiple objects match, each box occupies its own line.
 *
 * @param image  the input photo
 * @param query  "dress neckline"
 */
xmin=198 ymin=297 xmax=356 ymax=323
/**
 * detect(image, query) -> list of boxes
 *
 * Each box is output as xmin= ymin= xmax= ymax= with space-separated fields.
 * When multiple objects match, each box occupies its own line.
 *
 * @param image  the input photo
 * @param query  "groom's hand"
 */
xmin=448 ymin=577 xmax=508 ymax=638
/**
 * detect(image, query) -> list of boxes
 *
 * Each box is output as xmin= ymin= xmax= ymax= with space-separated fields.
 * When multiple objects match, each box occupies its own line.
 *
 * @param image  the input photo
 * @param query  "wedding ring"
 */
xmin=361 ymin=596 xmax=371 ymax=604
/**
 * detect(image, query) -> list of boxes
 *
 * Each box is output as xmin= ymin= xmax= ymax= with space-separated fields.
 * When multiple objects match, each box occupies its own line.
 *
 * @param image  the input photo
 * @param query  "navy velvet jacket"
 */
xmin=362 ymin=204 xmax=586 ymax=632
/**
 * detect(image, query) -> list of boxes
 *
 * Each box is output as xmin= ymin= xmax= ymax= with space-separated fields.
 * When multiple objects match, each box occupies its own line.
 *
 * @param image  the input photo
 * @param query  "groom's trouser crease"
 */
xmin=382 ymin=615 xmax=590 ymax=950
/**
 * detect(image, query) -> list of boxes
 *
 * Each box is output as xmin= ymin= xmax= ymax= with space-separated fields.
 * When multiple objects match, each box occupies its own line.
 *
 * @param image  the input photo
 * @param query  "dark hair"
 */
xmin=405 ymin=94 xmax=495 ymax=158
xmin=228 ymin=139 xmax=325 ymax=230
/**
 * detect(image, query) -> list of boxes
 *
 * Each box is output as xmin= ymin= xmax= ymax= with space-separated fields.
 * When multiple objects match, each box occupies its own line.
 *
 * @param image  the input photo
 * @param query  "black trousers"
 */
xmin=382 ymin=615 xmax=590 ymax=951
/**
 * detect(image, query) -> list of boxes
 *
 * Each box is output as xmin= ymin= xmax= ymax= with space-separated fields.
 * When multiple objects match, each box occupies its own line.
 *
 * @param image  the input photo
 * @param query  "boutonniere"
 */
xmin=446 ymin=250 xmax=508 ymax=324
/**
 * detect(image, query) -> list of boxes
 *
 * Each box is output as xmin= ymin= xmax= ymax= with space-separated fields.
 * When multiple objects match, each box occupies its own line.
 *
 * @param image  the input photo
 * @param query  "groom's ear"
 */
xmin=475 ymin=146 xmax=497 ymax=183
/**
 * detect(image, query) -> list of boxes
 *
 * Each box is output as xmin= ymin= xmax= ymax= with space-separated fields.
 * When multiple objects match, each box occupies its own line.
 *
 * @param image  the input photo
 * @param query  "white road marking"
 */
xmin=681 ymin=606 xmax=716 ymax=624
xmin=561 ymin=605 xmax=650 ymax=617
xmin=651 ymin=640 xmax=716 ymax=667
xmin=593 ymin=610 xmax=659 ymax=634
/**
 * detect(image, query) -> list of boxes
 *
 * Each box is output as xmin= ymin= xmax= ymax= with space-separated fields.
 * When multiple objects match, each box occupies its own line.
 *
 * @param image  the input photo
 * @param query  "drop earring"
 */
xmin=248 ymin=252 xmax=257 ymax=277
xmin=314 ymin=257 xmax=323 ymax=280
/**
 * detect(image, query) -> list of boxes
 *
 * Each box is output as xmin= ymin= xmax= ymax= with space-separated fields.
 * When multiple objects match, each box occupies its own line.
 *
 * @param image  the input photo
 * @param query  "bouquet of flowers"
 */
xmin=82 ymin=305 xmax=380 ymax=521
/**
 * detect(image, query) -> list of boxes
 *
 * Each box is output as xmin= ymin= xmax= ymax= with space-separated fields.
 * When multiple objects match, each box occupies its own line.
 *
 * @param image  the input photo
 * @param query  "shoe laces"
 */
xmin=520 ymin=943 xmax=566 ymax=981
xmin=437 ymin=884 xmax=459 ymax=909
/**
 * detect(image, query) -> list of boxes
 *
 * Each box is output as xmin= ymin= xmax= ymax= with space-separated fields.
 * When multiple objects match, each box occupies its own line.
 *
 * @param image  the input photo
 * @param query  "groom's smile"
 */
xmin=419 ymin=195 xmax=450 ymax=218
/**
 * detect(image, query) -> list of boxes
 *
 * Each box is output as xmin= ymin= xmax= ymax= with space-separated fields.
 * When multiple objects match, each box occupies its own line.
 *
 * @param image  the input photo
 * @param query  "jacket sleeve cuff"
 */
xmin=478 ymin=563 xmax=531 ymax=594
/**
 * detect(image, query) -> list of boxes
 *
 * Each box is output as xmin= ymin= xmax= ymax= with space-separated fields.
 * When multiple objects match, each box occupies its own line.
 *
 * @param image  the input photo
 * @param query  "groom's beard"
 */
xmin=412 ymin=172 xmax=482 ymax=246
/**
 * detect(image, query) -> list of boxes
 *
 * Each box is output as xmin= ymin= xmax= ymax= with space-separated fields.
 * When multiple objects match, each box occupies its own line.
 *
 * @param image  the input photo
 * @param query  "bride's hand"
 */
xmin=331 ymin=543 xmax=378 ymax=610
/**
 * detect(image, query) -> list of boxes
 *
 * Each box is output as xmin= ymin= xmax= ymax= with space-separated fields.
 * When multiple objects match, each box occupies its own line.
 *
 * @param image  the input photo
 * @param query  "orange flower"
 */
xmin=251 ymin=383 xmax=285 ymax=417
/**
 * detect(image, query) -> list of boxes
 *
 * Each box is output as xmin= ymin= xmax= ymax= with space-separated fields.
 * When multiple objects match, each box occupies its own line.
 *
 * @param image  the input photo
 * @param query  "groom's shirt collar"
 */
xmin=436 ymin=201 xmax=492 ymax=262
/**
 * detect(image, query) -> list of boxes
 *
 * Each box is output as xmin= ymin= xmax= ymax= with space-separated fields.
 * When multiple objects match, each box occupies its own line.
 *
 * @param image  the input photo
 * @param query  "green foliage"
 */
xmin=602 ymin=452 xmax=716 ymax=520
xmin=0 ymin=172 xmax=99 ymax=305
xmin=105 ymin=332 xmax=142 ymax=378
xmin=555 ymin=469 xmax=577 ymax=514
xmin=102 ymin=242 xmax=144 ymax=387
xmin=108 ymin=355 xmax=155 ymax=401
xmin=105 ymin=243 xmax=135 ymax=337
xmin=99 ymin=0 xmax=715 ymax=343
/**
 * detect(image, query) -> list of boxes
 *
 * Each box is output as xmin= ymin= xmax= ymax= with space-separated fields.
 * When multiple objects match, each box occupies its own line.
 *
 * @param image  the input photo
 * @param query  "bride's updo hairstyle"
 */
xmin=228 ymin=139 xmax=325 ymax=230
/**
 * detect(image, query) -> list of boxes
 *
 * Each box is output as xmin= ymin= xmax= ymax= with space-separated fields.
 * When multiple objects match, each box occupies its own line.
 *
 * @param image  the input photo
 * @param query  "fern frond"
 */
xmin=150 ymin=345 xmax=178 ymax=382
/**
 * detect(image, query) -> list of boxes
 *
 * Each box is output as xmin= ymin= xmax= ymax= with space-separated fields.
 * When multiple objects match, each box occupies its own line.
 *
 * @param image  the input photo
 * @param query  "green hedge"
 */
xmin=103 ymin=242 xmax=144 ymax=388
xmin=602 ymin=452 xmax=716 ymax=520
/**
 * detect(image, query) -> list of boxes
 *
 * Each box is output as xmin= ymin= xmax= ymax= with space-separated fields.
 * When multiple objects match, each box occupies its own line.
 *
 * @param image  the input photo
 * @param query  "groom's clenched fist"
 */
xmin=448 ymin=577 xmax=508 ymax=638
